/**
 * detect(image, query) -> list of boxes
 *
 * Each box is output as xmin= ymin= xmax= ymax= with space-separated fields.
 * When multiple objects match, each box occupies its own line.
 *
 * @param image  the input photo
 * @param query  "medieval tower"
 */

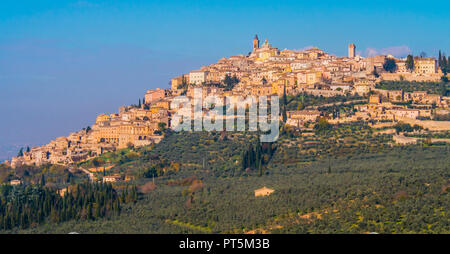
xmin=253 ymin=34 xmax=260 ymax=51
xmin=348 ymin=43 xmax=356 ymax=58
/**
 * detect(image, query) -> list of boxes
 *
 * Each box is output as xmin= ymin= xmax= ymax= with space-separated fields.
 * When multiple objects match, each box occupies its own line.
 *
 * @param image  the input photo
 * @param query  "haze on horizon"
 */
xmin=1 ymin=0 xmax=449 ymax=161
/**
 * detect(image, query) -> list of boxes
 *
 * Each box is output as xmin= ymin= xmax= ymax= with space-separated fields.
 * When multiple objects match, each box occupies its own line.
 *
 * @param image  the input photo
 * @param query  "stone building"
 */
xmin=348 ymin=43 xmax=356 ymax=58
xmin=254 ymin=187 xmax=275 ymax=197
xmin=145 ymin=88 xmax=168 ymax=104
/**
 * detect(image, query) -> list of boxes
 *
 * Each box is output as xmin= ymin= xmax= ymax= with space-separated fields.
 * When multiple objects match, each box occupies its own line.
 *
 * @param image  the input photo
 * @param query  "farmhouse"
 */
xmin=254 ymin=186 xmax=275 ymax=197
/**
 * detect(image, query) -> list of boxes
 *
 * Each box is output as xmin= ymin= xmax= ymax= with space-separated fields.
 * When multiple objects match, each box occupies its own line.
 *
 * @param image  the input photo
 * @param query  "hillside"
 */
xmin=4 ymin=126 xmax=449 ymax=234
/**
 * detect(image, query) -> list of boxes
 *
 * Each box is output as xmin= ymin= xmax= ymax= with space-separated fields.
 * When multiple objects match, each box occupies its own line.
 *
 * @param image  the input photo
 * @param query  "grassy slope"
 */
xmin=11 ymin=131 xmax=449 ymax=233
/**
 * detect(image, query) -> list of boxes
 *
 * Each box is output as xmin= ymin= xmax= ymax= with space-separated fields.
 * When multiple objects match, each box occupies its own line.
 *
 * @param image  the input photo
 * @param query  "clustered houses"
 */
xmin=171 ymin=35 xmax=444 ymax=102
xmin=168 ymin=36 xmax=448 ymax=127
xmin=11 ymin=129 xmax=96 ymax=168
xmin=351 ymin=94 xmax=433 ymax=121
xmin=10 ymin=101 xmax=170 ymax=168
xmin=372 ymin=89 xmax=445 ymax=106
xmin=91 ymin=105 xmax=169 ymax=149
xmin=5 ymin=35 xmax=450 ymax=169
xmin=286 ymin=110 xmax=322 ymax=127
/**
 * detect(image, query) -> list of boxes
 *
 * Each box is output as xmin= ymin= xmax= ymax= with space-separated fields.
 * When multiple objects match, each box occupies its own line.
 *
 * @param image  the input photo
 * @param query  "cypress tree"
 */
xmin=132 ymin=186 xmax=138 ymax=201
xmin=87 ymin=203 xmax=93 ymax=220
xmin=406 ymin=55 xmax=414 ymax=72
xmin=441 ymin=56 xmax=448 ymax=75
xmin=256 ymin=143 xmax=261 ymax=165
xmin=258 ymin=160 xmax=262 ymax=177
xmin=447 ymin=56 xmax=450 ymax=74
xmin=247 ymin=145 xmax=253 ymax=168
xmin=40 ymin=174 xmax=46 ymax=187
xmin=328 ymin=157 xmax=332 ymax=174
xmin=95 ymin=204 xmax=101 ymax=218
xmin=282 ymin=84 xmax=287 ymax=123
xmin=241 ymin=151 xmax=246 ymax=170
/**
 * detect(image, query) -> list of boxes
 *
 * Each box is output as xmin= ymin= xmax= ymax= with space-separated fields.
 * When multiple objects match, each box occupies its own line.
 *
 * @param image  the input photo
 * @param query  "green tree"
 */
xmin=17 ymin=148 xmax=23 ymax=157
xmin=258 ymin=160 xmax=262 ymax=177
xmin=383 ymin=58 xmax=397 ymax=73
xmin=241 ymin=151 xmax=247 ymax=170
xmin=445 ymin=56 xmax=450 ymax=74
xmin=223 ymin=74 xmax=239 ymax=91
xmin=327 ymin=157 xmax=332 ymax=174
xmin=282 ymin=84 xmax=287 ymax=123
xmin=40 ymin=174 xmax=46 ymax=186
xmin=314 ymin=118 xmax=331 ymax=133
xmin=440 ymin=53 xmax=448 ymax=75
xmin=405 ymin=55 xmax=414 ymax=72
xmin=87 ymin=203 xmax=93 ymax=220
xmin=372 ymin=68 xmax=379 ymax=78
xmin=158 ymin=122 xmax=167 ymax=133
xmin=394 ymin=122 xmax=414 ymax=134
xmin=261 ymin=77 xmax=267 ymax=85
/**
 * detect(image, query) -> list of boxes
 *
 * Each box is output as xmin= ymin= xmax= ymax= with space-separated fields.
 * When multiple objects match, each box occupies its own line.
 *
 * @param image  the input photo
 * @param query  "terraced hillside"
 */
xmin=6 ymin=129 xmax=449 ymax=234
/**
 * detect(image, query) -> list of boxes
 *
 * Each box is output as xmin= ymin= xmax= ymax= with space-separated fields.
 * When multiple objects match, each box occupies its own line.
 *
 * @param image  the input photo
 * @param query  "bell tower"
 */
xmin=348 ymin=43 xmax=356 ymax=58
xmin=253 ymin=34 xmax=259 ymax=51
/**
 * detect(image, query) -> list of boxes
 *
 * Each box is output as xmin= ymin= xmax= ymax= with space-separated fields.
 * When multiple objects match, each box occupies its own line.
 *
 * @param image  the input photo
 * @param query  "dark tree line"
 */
xmin=438 ymin=50 xmax=450 ymax=75
xmin=282 ymin=84 xmax=287 ymax=123
xmin=393 ymin=122 xmax=423 ymax=134
xmin=0 ymin=182 xmax=138 ymax=231
xmin=241 ymin=141 xmax=275 ymax=176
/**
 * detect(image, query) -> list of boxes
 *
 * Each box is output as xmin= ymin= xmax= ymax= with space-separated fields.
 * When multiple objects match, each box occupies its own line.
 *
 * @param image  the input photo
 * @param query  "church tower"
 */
xmin=348 ymin=43 xmax=356 ymax=58
xmin=253 ymin=34 xmax=259 ymax=51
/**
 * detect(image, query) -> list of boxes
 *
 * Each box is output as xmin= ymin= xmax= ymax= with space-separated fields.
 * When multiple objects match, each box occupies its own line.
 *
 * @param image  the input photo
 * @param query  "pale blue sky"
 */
xmin=0 ymin=0 xmax=449 ymax=160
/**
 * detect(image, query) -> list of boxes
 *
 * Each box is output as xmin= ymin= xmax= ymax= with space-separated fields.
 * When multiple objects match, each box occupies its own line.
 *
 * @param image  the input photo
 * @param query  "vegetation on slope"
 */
xmin=2 ymin=124 xmax=448 ymax=234
xmin=0 ymin=182 xmax=137 ymax=230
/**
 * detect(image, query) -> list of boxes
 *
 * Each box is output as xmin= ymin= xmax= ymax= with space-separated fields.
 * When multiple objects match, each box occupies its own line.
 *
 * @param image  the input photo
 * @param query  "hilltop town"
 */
xmin=4 ymin=35 xmax=450 ymax=171
xmin=1 ymin=35 xmax=449 ymax=234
